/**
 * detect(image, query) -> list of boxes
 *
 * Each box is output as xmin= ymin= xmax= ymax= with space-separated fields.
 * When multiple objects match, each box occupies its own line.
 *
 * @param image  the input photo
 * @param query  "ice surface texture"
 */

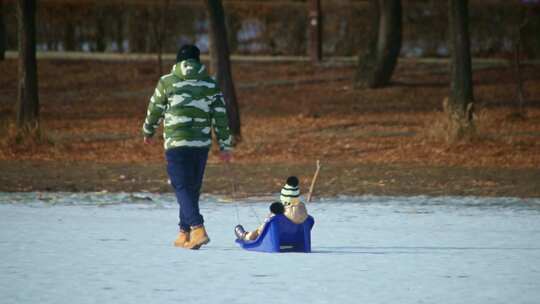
xmin=1 ymin=193 xmax=540 ymax=304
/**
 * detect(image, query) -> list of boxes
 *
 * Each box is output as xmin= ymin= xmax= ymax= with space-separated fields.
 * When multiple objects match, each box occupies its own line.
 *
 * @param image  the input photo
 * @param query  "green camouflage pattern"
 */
xmin=142 ymin=59 xmax=232 ymax=151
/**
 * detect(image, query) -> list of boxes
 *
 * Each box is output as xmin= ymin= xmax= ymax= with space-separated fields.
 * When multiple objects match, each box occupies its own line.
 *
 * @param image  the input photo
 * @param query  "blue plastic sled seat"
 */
xmin=235 ymin=214 xmax=315 ymax=253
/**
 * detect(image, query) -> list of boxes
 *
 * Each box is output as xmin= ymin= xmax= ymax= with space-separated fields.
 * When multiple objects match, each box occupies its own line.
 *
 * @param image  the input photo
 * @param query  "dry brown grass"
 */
xmin=0 ymin=120 xmax=58 ymax=157
xmin=0 ymin=58 xmax=539 ymax=169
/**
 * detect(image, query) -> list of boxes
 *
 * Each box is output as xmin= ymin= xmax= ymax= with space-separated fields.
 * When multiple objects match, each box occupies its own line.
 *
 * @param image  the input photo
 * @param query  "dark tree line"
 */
xmin=12 ymin=0 xmax=242 ymax=140
xmin=355 ymin=0 xmax=475 ymax=140
xmin=11 ymin=0 xmax=483 ymax=142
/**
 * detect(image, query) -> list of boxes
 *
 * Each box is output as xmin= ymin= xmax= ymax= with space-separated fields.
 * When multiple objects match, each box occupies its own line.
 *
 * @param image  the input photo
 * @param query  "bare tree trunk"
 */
xmin=225 ymin=12 xmax=241 ymax=54
xmin=0 ymin=0 xmax=6 ymax=60
xmin=16 ymin=0 xmax=40 ymax=133
xmin=205 ymin=0 xmax=241 ymax=139
xmin=45 ymin=24 xmax=55 ymax=51
xmin=355 ymin=0 xmax=401 ymax=88
xmin=308 ymin=0 xmax=322 ymax=62
xmin=63 ymin=16 xmax=76 ymax=51
xmin=95 ymin=8 xmax=106 ymax=52
xmin=129 ymin=9 xmax=147 ymax=53
xmin=512 ymin=6 xmax=531 ymax=118
xmin=115 ymin=10 xmax=124 ymax=53
xmin=447 ymin=0 xmax=474 ymax=140
xmin=151 ymin=0 xmax=170 ymax=76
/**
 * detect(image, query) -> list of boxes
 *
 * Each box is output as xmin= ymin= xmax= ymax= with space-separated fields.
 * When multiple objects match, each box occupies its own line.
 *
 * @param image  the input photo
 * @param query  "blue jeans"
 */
xmin=165 ymin=147 xmax=209 ymax=232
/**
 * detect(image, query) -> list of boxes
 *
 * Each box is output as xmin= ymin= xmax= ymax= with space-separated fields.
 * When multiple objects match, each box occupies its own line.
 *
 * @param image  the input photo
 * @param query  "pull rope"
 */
xmin=226 ymin=162 xmax=261 ymax=226
xmin=249 ymin=201 xmax=262 ymax=226
xmin=225 ymin=162 xmax=241 ymax=224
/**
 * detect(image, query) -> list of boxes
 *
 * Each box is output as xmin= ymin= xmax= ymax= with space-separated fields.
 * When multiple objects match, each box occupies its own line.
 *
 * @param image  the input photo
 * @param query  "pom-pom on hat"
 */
xmin=280 ymin=176 xmax=300 ymax=204
xmin=176 ymin=44 xmax=200 ymax=63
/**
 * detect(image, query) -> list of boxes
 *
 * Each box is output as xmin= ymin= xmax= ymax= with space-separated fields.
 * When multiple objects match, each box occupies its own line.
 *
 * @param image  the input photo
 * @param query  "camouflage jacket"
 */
xmin=142 ymin=59 xmax=232 ymax=151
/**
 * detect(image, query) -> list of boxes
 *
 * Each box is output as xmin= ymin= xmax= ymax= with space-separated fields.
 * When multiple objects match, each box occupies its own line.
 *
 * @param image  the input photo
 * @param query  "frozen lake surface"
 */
xmin=1 ymin=192 xmax=540 ymax=304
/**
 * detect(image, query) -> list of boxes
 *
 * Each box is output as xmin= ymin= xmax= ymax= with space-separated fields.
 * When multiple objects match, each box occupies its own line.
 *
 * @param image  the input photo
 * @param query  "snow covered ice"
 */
xmin=1 ymin=192 xmax=540 ymax=304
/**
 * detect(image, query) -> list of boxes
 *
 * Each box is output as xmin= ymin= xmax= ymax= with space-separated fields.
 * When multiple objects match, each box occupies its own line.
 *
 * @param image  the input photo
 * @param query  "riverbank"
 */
xmin=1 ymin=160 xmax=539 ymax=198
xmin=1 ymin=57 xmax=539 ymax=197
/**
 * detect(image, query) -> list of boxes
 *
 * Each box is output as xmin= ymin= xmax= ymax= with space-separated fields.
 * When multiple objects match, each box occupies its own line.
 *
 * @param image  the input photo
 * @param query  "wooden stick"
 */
xmin=307 ymin=160 xmax=321 ymax=203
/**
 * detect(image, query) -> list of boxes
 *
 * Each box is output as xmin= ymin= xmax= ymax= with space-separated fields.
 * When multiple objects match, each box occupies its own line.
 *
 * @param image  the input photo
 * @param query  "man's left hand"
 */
xmin=219 ymin=151 xmax=232 ymax=163
xmin=144 ymin=137 xmax=154 ymax=145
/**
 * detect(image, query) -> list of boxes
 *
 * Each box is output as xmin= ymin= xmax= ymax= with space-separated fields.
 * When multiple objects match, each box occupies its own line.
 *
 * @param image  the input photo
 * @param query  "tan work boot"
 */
xmin=185 ymin=225 xmax=210 ymax=250
xmin=173 ymin=230 xmax=190 ymax=248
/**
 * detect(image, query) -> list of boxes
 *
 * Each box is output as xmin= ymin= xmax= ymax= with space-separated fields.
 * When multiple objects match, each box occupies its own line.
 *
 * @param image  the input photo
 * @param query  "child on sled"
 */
xmin=235 ymin=176 xmax=309 ymax=241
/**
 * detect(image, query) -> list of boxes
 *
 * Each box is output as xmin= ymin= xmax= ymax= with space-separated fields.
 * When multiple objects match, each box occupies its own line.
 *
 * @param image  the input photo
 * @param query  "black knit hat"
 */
xmin=176 ymin=44 xmax=200 ymax=63
xmin=269 ymin=201 xmax=285 ymax=215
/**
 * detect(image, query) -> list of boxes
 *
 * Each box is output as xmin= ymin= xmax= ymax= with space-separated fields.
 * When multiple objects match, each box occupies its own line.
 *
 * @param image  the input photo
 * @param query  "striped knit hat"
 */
xmin=280 ymin=176 xmax=300 ymax=205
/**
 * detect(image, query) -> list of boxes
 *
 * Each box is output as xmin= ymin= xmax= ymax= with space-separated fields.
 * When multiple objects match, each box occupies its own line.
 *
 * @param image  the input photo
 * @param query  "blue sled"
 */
xmin=235 ymin=214 xmax=315 ymax=253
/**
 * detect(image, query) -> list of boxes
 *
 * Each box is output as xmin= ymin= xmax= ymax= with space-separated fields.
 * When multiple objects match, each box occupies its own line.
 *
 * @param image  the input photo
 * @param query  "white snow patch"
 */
xmin=1 ymin=193 xmax=540 ymax=304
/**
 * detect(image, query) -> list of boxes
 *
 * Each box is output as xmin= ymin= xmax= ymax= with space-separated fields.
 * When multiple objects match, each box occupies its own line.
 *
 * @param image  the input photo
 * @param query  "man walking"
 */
xmin=142 ymin=45 xmax=233 ymax=250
